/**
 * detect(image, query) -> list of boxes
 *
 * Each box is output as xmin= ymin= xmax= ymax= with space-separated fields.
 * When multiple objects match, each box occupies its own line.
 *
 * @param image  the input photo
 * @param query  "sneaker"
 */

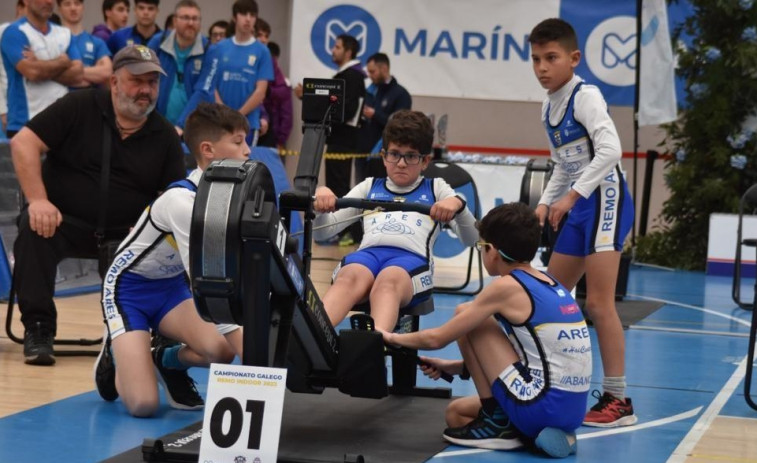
xmin=535 ymin=427 xmax=577 ymax=458
xmin=442 ymin=408 xmax=524 ymax=450
xmin=23 ymin=322 xmax=55 ymax=366
xmin=152 ymin=334 xmax=204 ymax=410
xmin=93 ymin=330 xmax=118 ymax=401
xmin=583 ymin=390 xmax=637 ymax=427
xmin=338 ymin=232 xmax=354 ymax=247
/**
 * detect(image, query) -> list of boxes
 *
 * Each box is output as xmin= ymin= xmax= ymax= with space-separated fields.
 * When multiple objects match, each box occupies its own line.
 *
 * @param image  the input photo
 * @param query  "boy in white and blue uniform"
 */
xmin=178 ymin=0 xmax=273 ymax=146
xmin=57 ymin=0 xmax=112 ymax=89
xmin=106 ymin=0 xmax=160 ymax=54
xmin=95 ymin=102 xmax=248 ymax=417
xmin=385 ymin=202 xmax=591 ymax=458
xmin=1 ymin=5 xmax=83 ymax=135
xmin=530 ymin=18 xmax=636 ymax=428
xmin=313 ymin=110 xmax=478 ymax=333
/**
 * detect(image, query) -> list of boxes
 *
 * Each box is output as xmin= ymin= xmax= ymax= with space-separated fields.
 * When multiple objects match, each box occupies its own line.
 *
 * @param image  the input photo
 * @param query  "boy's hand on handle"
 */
xmin=430 ymin=196 xmax=464 ymax=223
xmin=418 ymin=356 xmax=464 ymax=380
xmin=313 ymin=186 xmax=337 ymax=213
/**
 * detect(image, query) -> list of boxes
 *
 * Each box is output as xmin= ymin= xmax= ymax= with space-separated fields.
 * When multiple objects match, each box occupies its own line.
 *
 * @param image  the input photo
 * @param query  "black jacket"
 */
xmin=357 ymin=76 xmax=412 ymax=153
xmin=327 ymin=61 xmax=366 ymax=151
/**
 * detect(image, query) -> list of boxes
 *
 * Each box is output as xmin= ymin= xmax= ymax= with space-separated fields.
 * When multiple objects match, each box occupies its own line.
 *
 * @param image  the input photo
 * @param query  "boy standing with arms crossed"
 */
xmin=530 ymin=18 xmax=636 ymax=427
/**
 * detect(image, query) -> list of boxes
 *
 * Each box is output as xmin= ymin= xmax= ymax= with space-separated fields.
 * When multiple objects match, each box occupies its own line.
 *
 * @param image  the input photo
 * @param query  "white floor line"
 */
xmin=666 ymin=357 xmax=748 ymax=463
xmin=626 ymin=294 xmax=752 ymax=328
xmin=629 ymin=325 xmax=750 ymax=337
xmin=434 ymin=407 xmax=702 ymax=459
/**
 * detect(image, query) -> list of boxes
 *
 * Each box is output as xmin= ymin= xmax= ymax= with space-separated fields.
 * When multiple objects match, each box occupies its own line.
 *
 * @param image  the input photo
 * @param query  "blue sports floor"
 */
xmin=1 ymin=264 xmax=756 ymax=462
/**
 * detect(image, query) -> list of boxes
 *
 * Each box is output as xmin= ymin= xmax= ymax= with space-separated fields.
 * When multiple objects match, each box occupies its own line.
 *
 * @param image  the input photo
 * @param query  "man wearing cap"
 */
xmin=10 ymin=44 xmax=185 ymax=368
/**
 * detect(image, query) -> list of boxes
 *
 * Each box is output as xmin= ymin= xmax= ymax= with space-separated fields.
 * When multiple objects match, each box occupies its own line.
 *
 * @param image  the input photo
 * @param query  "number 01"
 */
xmin=208 ymin=398 xmax=265 ymax=449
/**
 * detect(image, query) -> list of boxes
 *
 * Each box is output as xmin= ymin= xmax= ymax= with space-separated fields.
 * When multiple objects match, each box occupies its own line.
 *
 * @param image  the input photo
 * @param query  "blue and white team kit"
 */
xmin=315 ymin=176 xmax=477 ymax=308
xmin=180 ymin=36 xmax=273 ymax=137
xmin=491 ymin=269 xmax=592 ymax=437
xmin=0 ymin=18 xmax=81 ymax=132
xmin=542 ymin=76 xmax=634 ymax=256
xmin=101 ymin=170 xmax=238 ymax=339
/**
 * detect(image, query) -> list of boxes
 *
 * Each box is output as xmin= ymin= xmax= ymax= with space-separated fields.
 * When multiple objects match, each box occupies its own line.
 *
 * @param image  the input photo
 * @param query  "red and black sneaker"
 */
xmin=583 ymin=390 xmax=638 ymax=427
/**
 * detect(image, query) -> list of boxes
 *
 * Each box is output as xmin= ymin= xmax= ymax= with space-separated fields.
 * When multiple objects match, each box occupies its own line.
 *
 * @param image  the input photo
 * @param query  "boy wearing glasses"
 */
xmin=313 ymin=110 xmax=478 ymax=333
xmin=384 ymin=202 xmax=591 ymax=458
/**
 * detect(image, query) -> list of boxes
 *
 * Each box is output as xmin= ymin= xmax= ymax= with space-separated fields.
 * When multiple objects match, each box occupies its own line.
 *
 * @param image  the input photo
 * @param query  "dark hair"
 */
xmin=529 ymin=18 xmax=578 ymax=51
xmin=267 ymin=41 xmax=280 ymax=58
xmin=134 ymin=0 xmax=158 ymax=6
xmin=337 ymin=34 xmax=359 ymax=60
xmin=101 ymin=0 xmax=129 ymax=21
xmin=163 ymin=13 xmax=173 ymax=30
xmin=477 ymin=202 xmax=541 ymax=263
xmin=232 ymin=0 xmax=258 ymax=17
xmin=255 ymin=17 xmax=270 ymax=35
xmin=382 ymin=110 xmax=433 ymax=155
xmin=184 ymin=103 xmax=250 ymax=163
xmin=367 ymin=52 xmax=389 ymax=67
xmin=209 ymin=19 xmax=230 ymax=37
xmin=50 ymin=12 xmax=61 ymax=24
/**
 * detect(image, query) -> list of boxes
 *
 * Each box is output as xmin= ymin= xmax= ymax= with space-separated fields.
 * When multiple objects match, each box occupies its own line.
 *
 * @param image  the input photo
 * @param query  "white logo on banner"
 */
xmin=325 ymin=19 xmax=367 ymax=56
xmin=584 ymin=16 xmax=636 ymax=87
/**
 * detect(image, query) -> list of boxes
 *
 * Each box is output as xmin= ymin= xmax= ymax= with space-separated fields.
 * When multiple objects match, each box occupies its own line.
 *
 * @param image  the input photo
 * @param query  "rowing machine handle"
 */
xmin=334 ymin=198 xmax=432 ymax=215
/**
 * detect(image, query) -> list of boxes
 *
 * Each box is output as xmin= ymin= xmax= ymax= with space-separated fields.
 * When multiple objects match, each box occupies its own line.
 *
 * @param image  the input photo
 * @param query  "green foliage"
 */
xmin=638 ymin=0 xmax=757 ymax=270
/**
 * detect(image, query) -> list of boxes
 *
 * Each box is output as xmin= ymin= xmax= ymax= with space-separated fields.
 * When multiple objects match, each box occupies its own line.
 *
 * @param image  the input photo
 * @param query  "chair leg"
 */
xmin=434 ymin=248 xmax=484 ymax=296
xmin=5 ymin=267 xmax=102 ymax=356
xmin=745 ymin=267 xmax=757 ymax=411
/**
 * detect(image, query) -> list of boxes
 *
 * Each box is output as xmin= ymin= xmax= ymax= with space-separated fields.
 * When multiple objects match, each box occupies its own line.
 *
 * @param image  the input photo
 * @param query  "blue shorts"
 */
xmin=491 ymin=364 xmax=588 ymax=437
xmin=554 ymin=170 xmax=634 ymax=256
xmin=337 ymin=246 xmax=433 ymax=307
xmin=101 ymin=272 xmax=192 ymax=339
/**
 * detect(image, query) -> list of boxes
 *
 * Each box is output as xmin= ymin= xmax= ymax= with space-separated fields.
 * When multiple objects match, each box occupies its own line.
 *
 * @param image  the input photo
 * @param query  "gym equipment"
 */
xmin=425 ymin=161 xmax=483 ymax=295
xmin=732 ymin=183 xmax=757 ymax=310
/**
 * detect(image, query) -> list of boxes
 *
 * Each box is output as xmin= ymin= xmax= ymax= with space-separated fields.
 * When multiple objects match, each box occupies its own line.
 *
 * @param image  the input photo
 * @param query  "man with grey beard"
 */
xmin=10 ymin=44 xmax=185 ymax=366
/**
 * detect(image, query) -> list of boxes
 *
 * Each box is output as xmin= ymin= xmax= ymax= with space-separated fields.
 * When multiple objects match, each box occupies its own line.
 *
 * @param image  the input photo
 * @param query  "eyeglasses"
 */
xmin=475 ymin=241 xmax=492 ymax=252
xmin=176 ymin=15 xmax=201 ymax=22
xmin=382 ymin=150 xmax=428 ymax=165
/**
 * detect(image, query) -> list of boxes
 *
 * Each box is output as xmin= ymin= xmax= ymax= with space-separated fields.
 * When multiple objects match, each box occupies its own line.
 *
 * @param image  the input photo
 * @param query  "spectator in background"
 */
xmin=207 ymin=19 xmax=229 ymax=45
xmin=92 ymin=0 xmax=130 ymax=43
xmin=179 ymin=0 xmax=272 ymax=147
xmin=10 ymin=45 xmax=186 ymax=367
xmin=147 ymin=0 xmax=207 ymax=126
xmin=1 ymin=0 xmax=84 ymax=138
xmin=163 ymin=13 xmax=174 ymax=32
xmin=295 ymin=34 xmax=366 ymax=246
xmin=107 ymin=0 xmax=160 ymax=55
xmin=0 ymin=0 xmax=27 ymax=135
xmin=58 ymin=0 xmax=113 ymax=89
xmin=356 ymin=52 xmax=412 ymax=181
xmin=254 ymin=18 xmax=292 ymax=151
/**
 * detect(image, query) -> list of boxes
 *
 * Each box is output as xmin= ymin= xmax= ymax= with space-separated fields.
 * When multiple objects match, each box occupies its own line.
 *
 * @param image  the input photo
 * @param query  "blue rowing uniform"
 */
xmin=545 ymin=83 xmax=634 ymax=255
xmin=490 ymin=269 xmax=591 ymax=437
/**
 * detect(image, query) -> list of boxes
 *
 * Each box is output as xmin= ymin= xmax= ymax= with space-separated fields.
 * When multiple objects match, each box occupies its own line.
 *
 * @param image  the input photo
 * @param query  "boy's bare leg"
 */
xmin=111 ymin=330 xmax=160 ymax=417
xmin=546 ymin=252 xmax=585 ymax=291
xmin=584 ymin=250 xmax=624 ymax=377
xmin=446 ymin=395 xmax=481 ymax=427
xmin=158 ymin=299 xmax=236 ymax=366
xmin=322 ymin=264 xmax=374 ymax=327
xmin=459 ymin=317 xmax=520 ymax=395
xmin=369 ymin=266 xmax=414 ymax=332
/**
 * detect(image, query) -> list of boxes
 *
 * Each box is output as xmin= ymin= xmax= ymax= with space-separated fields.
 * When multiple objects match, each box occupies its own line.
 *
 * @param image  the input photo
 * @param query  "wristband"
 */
xmin=455 ymin=195 xmax=467 ymax=215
